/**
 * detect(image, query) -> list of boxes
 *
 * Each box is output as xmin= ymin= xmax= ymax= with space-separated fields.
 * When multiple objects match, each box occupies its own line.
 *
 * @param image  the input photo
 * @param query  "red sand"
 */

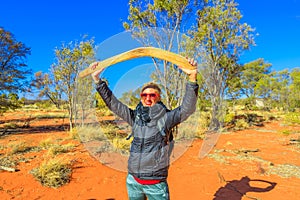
xmin=0 ymin=111 xmax=299 ymax=200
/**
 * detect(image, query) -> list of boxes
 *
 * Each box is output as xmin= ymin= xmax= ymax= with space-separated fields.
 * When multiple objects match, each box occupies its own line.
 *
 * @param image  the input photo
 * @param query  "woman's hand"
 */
xmin=90 ymin=62 xmax=105 ymax=83
xmin=179 ymin=57 xmax=198 ymax=82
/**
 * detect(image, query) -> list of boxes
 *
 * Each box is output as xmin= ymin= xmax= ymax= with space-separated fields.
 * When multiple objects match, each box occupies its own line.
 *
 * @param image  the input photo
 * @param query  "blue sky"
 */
xmin=1 ymin=0 xmax=300 ymax=96
xmin=237 ymin=0 xmax=300 ymax=70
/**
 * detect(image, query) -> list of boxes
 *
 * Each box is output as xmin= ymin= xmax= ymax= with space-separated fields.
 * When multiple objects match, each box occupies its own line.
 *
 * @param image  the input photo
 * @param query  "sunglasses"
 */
xmin=140 ymin=93 xmax=159 ymax=99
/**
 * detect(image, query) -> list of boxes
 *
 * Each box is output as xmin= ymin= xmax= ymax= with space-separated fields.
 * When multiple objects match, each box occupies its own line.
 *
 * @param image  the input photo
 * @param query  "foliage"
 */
xmin=0 ymin=93 xmax=25 ymax=113
xmin=192 ymin=0 xmax=256 ymax=131
xmin=0 ymin=27 xmax=31 ymax=113
xmin=268 ymin=69 xmax=290 ymax=111
xmin=289 ymin=68 xmax=300 ymax=109
xmin=32 ymin=35 xmax=97 ymax=131
xmin=240 ymin=58 xmax=272 ymax=99
xmin=224 ymin=112 xmax=235 ymax=124
xmin=284 ymin=112 xmax=300 ymax=125
xmin=30 ymin=158 xmax=72 ymax=188
xmin=94 ymin=91 xmax=114 ymax=116
xmin=34 ymin=99 xmax=58 ymax=110
xmin=31 ymin=71 xmax=63 ymax=109
xmin=119 ymin=89 xmax=141 ymax=109
xmin=234 ymin=118 xmax=249 ymax=130
xmin=0 ymin=28 xmax=32 ymax=97
xmin=124 ymin=0 xmax=203 ymax=109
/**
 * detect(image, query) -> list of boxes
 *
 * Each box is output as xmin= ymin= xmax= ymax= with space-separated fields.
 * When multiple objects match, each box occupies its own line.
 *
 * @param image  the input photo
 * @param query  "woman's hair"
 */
xmin=141 ymin=82 xmax=161 ymax=94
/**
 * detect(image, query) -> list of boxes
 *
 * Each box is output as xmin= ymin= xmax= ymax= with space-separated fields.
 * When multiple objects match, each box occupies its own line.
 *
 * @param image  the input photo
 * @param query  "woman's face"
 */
xmin=140 ymin=88 xmax=161 ymax=107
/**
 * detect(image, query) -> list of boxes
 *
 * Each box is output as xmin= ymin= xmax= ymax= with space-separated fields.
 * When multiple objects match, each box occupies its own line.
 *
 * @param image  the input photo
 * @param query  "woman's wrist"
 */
xmin=188 ymin=73 xmax=197 ymax=82
xmin=93 ymin=77 xmax=101 ymax=84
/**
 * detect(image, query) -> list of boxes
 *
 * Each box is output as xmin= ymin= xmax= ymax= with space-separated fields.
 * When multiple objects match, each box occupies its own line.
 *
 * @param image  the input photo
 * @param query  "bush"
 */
xmin=0 ymin=155 xmax=17 ymax=168
xmin=284 ymin=112 xmax=300 ymax=125
xmin=9 ymin=141 xmax=34 ymax=154
xmin=76 ymin=125 xmax=107 ymax=142
xmin=234 ymin=119 xmax=249 ymax=130
xmin=30 ymin=158 xmax=72 ymax=188
xmin=39 ymin=138 xmax=55 ymax=149
xmin=224 ymin=112 xmax=235 ymax=124
xmin=3 ymin=122 xmax=19 ymax=129
xmin=111 ymin=137 xmax=131 ymax=155
xmin=47 ymin=143 xmax=75 ymax=157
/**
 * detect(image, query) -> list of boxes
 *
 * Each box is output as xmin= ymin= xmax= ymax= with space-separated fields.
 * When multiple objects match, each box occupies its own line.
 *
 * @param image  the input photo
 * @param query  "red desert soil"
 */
xmin=0 ymin=110 xmax=300 ymax=200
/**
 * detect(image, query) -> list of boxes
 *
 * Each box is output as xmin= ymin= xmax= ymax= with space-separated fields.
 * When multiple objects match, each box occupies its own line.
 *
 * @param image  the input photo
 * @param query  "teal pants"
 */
xmin=126 ymin=174 xmax=170 ymax=200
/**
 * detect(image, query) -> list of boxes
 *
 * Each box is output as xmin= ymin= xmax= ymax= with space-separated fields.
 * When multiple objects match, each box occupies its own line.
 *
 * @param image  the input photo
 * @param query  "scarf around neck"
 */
xmin=135 ymin=101 xmax=168 ymax=124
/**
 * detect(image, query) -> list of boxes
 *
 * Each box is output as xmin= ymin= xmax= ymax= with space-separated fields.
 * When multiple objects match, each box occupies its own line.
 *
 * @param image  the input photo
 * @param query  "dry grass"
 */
xmin=30 ymin=158 xmax=72 ymax=188
xmin=208 ymin=148 xmax=300 ymax=178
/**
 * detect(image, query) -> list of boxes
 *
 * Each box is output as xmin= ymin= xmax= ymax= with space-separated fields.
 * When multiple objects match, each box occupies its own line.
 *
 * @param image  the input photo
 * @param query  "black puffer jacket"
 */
xmin=96 ymin=81 xmax=198 ymax=181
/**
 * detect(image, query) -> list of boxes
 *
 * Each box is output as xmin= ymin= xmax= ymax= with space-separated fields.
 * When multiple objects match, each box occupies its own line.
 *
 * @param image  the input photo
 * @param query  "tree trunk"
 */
xmin=209 ymin=96 xmax=223 ymax=132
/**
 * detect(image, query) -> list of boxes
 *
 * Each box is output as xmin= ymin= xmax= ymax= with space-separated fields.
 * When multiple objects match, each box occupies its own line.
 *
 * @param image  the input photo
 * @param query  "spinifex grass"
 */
xmin=30 ymin=158 xmax=72 ymax=188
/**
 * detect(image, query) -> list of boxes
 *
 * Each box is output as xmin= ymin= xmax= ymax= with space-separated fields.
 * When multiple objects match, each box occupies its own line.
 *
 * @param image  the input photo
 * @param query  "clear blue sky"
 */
xmin=1 ymin=0 xmax=300 ymax=96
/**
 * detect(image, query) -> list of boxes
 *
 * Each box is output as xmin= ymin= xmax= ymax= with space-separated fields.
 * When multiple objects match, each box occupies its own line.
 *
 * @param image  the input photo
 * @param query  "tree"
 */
xmin=0 ymin=27 xmax=31 ymax=111
xmin=123 ymin=0 xmax=204 ymax=109
xmin=192 ymin=0 xmax=256 ymax=131
xmin=265 ymin=69 xmax=290 ymax=111
xmin=32 ymin=71 xmax=63 ymax=109
xmin=289 ymin=68 xmax=300 ymax=109
xmin=51 ymin=36 xmax=96 ymax=130
xmin=119 ymin=89 xmax=141 ymax=108
xmin=240 ymin=58 xmax=271 ymax=108
xmin=0 ymin=93 xmax=24 ymax=113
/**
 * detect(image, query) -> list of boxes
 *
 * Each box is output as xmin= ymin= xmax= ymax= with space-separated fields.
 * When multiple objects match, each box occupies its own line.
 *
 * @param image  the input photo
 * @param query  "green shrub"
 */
xmin=284 ymin=112 xmax=300 ymax=125
xmin=234 ymin=119 xmax=249 ymax=130
xmin=224 ymin=112 xmax=235 ymax=124
xmin=280 ymin=130 xmax=292 ymax=136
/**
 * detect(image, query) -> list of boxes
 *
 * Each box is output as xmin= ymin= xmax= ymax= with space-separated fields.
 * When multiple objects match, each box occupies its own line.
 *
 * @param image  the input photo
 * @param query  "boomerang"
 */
xmin=78 ymin=47 xmax=196 ymax=78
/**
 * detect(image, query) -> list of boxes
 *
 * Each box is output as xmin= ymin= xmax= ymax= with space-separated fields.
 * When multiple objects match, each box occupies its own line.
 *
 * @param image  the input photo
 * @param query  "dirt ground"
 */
xmin=0 ymin=110 xmax=300 ymax=200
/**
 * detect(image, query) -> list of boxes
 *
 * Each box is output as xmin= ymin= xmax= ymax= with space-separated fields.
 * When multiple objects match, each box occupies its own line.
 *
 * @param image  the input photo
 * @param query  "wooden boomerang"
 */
xmin=78 ymin=47 xmax=196 ymax=78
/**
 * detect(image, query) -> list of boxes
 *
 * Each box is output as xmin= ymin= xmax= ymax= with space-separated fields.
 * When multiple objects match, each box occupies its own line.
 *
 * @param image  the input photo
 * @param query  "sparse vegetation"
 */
xmin=39 ymin=138 xmax=55 ymax=149
xmin=0 ymin=108 xmax=300 ymax=199
xmin=0 ymin=155 xmax=17 ymax=168
xmin=8 ymin=141 xmax=39 ymax=155
xmin=284 ymin=112 xmax=300 ymax=125
xmin=76 ymin=125 xmax=107 ymax=142
xmin=111 ymin=137 xmax=131 ymax=155
xmin=280 ymin=130 xmax=293 ymax=136
xmin=267 ymin=164 xmax=300 ymax=178
xmin=208 ymin=148 xmax=300 ymax=179
xmin=46 ymin=143 xmax=75 ymax=157
xmin=30 ymin=158 xmax=72 ymax=188
xmin=3 ymin=122 xmax=19 ymax=129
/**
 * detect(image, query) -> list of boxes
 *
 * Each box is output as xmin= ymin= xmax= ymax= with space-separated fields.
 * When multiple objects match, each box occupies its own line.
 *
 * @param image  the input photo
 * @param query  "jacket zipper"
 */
xmin=137 ymin=125 xmax=145 ymax=178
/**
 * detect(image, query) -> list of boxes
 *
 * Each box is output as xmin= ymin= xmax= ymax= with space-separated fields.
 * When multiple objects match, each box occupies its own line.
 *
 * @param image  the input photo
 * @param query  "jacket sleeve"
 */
xmin=95 ymin=80 xmax=135 ymax=126
xmin=166 ymin=81 xmax=199 ymax=130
